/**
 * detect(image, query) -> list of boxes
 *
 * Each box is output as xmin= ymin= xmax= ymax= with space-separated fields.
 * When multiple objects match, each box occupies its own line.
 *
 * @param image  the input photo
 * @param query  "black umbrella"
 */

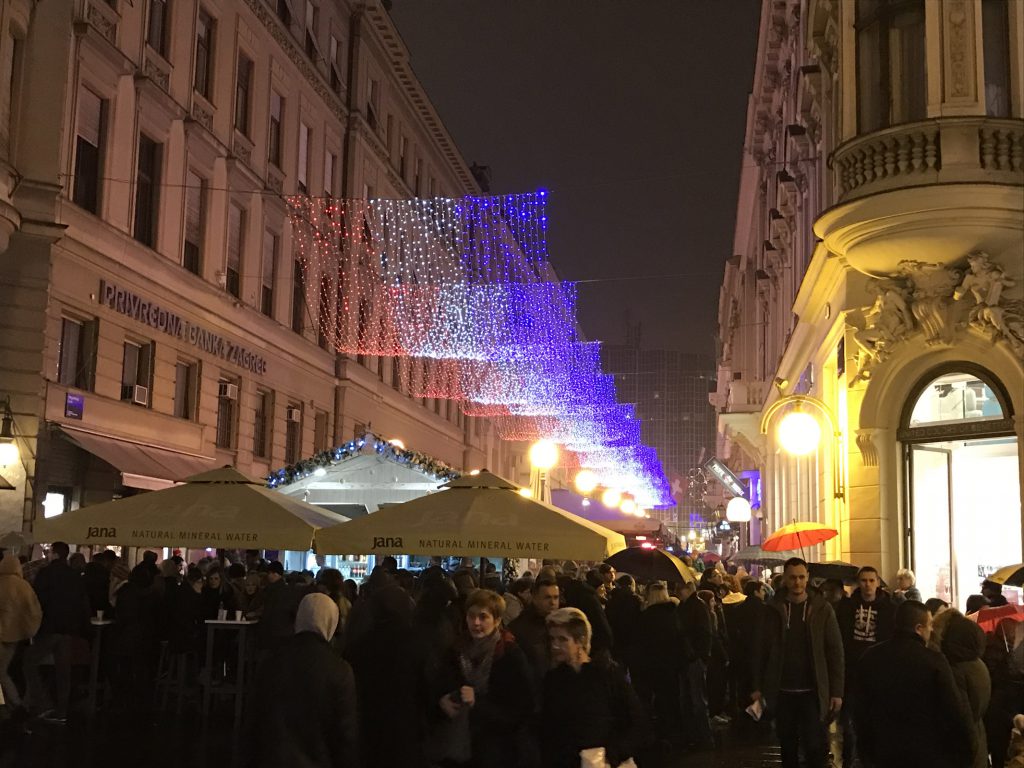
xmin=809 ymin=561 xmax=859 ymax=583
xmin=728 ymin=544 xmax=798 ymax=567
xmin=606 ymin=547 xmax=696 ymax=585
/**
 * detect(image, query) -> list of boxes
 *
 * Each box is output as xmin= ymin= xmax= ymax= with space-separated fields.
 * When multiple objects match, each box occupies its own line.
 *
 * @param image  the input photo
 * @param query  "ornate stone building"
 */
xmin=712 ymin=0 xmax=1023 ymax=608
xmin=0 ymin=0 xmax=525 ymax=541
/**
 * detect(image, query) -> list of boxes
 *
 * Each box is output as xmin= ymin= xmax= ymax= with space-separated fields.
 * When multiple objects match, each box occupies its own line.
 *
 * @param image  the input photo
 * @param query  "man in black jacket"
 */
xmin=562 ymin=574 xmax=614 ymax=663
xmin=509 ymin=578 xmax=560 ymax=691
xmin=605 ymin=574 xmax=643 ymax=666
xmin=852 ymin=600 xmax=975 ymax=768
xmin=23 ymin=541 xmax=90 ymax=722
xmin=246 ymin=593 xmax=358 ymax=767
xmin=677 ymin=578 xmax=714 ymax=749
xmin=255 ymin=561 xmax=299 ymax=655
xmin=836 ymin=566 xmax=896 ymax=767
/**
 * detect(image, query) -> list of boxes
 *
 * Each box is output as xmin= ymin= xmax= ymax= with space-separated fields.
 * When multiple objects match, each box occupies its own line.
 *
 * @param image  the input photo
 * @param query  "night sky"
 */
xmin=390 ymin=1 xmax=761 ymax=356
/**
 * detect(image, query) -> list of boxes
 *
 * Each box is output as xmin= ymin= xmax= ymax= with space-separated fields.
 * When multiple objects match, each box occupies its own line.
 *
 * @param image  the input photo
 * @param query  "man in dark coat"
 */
xmin=508 ymin=578 xmax=560 ymax=691
xmin=22 ymin=541 xmax=91 ymax=722
xmin=255 ymin=561 xmax=299 ymax=655
xmin=605 ymin=575 xmax=643 ymax=666
xmin=677 ymin=578 xmax=714 ymax=749
xmin=751 ymin=558 xmax=844 ymax=768
xmin=852 ymin=600 xmax=975 ymax=768
xmin=724 ymin=580 xmax=768 ymax=713
xmin=562 ymin=575 xmax=614 ymax=663
xmin=836 ymin=565 xmax=896 ymax=767
xmin=83 ymin=549 xmax=115 ymax=615
xmin=246 ymin=593 xmax=359 ymax=767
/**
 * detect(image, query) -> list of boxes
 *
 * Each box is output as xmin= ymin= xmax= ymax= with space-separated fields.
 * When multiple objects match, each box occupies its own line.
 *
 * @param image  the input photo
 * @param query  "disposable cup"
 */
xmin=234 ymin=610 xmax=244 ymax=622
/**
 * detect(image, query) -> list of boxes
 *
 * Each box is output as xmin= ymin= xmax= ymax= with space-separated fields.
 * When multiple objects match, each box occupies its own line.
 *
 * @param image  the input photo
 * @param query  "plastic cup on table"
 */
xmin=217 ymin=608 xmax=227 ymax=621
xmin=96 ymin=610 xmax=104 ymax=621
xmin=234 ymin=610 xmax=244 ymax=622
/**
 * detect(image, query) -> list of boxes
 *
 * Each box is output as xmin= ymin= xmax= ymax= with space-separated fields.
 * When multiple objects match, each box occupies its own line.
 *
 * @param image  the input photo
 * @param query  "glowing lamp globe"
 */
xmin=389 ymin=439 xmax=406 ymax=450
xmin=575 ymin=470 xmax=599 ymax=494
xmin=777 ymin=411 xmax=821 ymax=455
xmin=688 ymin=530 xmax=697 ymax=541
xmin=601 ymin=488 xmax=622 ymax=508
xmin=518 ymin=488 xmax=534 ymax=498
xmin=620 ymin=498 xmax=637 ymax=515
xmin=0 ymin=440 xmax=17 ymax=467
xmin=726 ymin=497 xmax=752 ymax=523
xmin=528 ymin=439 xmax=559 ymax=471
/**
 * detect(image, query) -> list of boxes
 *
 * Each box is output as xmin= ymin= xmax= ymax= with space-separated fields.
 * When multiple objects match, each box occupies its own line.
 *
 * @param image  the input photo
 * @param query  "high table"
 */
xmin=200 ymin=619 xmax=258 ymax=731
xmin=87 ymin=617 xmax=114 ymax=716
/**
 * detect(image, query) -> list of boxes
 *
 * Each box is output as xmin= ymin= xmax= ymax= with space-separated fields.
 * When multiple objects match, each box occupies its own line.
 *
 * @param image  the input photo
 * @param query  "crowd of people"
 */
xmin=1 ymin=543 xmax=1023 ymax=768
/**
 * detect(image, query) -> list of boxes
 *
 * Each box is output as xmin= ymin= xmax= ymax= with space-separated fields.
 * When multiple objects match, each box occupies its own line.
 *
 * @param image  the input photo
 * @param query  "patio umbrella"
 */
xmin=728 ymin=544 xmax=797 ymax=567
xmin=34 ymin=466 xmax=350 ymax=551
xmin=970 ymin=604 xmax=1024 ymax=634
xmin=314 ymin=470 xmax=626 ymax=560
xmin=762 ymin=521 xmax=838 ymax=552
xmin=606 ymin=547 xmax=696 ymax=585
xmin=987 ymin=564 xmax=1024 ymax=588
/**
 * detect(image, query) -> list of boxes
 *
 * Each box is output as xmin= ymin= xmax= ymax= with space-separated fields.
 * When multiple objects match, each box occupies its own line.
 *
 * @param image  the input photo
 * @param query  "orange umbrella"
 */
xmin=970 ymin=604 xmax=1024 ymax=634
xmin=762 ymin=521 xmax=838 ymax=552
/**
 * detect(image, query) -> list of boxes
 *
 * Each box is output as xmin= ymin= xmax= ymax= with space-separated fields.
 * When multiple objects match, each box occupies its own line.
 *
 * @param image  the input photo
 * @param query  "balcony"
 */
xmin=817 ymin=117 xmax=1024 ymax=275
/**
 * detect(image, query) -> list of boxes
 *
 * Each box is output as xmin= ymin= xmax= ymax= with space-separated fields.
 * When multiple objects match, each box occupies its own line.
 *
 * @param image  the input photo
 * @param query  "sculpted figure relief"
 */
xmin=954 ymin=251 xmax=1024 ymax=358
xmin=852 ymin=279 xmax=914 ymax=380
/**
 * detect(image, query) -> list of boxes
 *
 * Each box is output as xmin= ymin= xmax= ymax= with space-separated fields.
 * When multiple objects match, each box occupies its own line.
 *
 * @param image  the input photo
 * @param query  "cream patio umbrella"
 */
xmin=314 ymin=470 xmax=627 ymax=560
xmin=35 ymin=466 xmax=350 ymax=551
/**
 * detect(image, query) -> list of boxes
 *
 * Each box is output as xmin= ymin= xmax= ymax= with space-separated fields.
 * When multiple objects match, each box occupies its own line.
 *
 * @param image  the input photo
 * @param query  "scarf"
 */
xmin=459 ymin=629 xmax=502 ymax=694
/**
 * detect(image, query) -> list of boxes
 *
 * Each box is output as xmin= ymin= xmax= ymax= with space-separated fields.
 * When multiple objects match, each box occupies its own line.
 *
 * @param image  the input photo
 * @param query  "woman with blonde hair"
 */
xmin=893 ymin=568 xmax=922 ymax=603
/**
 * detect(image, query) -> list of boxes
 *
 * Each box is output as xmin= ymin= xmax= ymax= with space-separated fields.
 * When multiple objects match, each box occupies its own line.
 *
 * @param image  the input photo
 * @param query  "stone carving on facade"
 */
xmin=87 ymin=2 xmax=117 ymax=44
xmin=191 ymin=101 xmax=214 ymax=132
xmin=953 ymin=251 xmax=1024 ymax=358
xmin=852 ymin=252 xmax=1024 ymax=383
xmin=855 ymin=428 xmax=880 ymax=468
xmin=946 ymin=0 xmax=971 ymax=98
xmin=852 ymin=278 xmax=914 ymax=381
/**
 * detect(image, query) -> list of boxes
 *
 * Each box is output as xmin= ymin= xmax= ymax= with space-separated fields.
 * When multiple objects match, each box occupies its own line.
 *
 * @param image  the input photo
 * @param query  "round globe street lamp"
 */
xmin=726 ymin=496 xmax=752 ymax=523
xmin=574 ymin=469 xmax=599 ymax=494
xmin=601 ymin=488 xmax=622 ymax=509
xmin=529 ymin=439 xmax=559 ymax=503
xmin=620 ymin=498 xmax=638 ymax=516
xmin=760 ymin=394 xmax=845 ymax=500
xmin=776 ymin=411 xmax=821 ymax=456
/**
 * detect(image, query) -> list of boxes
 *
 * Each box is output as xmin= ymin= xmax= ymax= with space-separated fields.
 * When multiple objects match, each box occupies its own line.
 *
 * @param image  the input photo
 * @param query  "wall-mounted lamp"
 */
xmin=760 ymin=394 xmax=845 ymax=500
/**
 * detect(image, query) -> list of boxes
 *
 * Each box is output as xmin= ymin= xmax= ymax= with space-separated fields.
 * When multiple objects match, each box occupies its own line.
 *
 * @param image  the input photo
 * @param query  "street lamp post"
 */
xmin=528 ymin=439 xmax=558 ymax=504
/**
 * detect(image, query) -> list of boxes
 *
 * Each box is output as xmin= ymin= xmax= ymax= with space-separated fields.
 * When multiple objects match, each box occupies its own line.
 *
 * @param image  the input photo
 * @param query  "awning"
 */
xmin=58 ymin=426 xmax=218 ymax=491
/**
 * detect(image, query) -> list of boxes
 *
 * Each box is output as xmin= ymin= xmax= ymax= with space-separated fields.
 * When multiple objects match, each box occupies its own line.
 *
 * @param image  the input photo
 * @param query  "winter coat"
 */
xmin=562 ymin=580 xmax=614 ymax=660
xmin=246 ymin=631 xmax=359 ymax=768
xmin=540 ymin=660 xmax=648 ymax=768
xmin=751 ymin=592 xmax=844 ymax=722
xmin=630 ymin=601 xmax=683 ymax=677
xmin=853 ymin=631 xmax=975 ymax=768
xmin=83 ymin=561 xmax=111 ymax=615
xmin=433 ymin=629 xmax=536 ymax=767
xmin=677 ymin=591 xmax=713 ymax=662
xmin=0 ymin=555 xmax=42 ymax=642
xmin=32 ymin=557 xmax=91 ymax=637
xmin=112 ymin=578 xmax=161 ymax=658
xmin=256 ymin=579 xmax=298 ymax=651
xmin=943 ymin=614 xmax=991 ymax=768
xmin=723 ymin=594 xmax=766 ymax=696
xmin=605 ymin=588 xmax=643 ymax=665
xmin=509 ymin=604 xmax=552 ymax=691
xmin=836 ymin=588 xmax=896 ymax=676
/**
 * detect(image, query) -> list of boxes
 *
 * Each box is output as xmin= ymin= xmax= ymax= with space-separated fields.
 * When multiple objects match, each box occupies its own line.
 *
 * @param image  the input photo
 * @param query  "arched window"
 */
xmin=900 ymin=366 xmax=1014 ymax=440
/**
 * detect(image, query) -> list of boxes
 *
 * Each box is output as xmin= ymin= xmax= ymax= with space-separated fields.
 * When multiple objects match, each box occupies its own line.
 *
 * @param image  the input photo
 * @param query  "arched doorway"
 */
xmin=900 ymin=365 xmax=1020 ymax=610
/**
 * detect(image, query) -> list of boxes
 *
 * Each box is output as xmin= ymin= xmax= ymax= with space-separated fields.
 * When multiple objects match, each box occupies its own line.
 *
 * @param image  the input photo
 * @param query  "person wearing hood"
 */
xmin=431 ymin=589 xmax=536 ymax=767
xmin=245 ymin=593 xmax=359 ymax=768
xmin=629 ymin=582 xmax=683 ymax=743
xmin=836 ymin=566 xmax=896 ymax=767
xmin=751 ymin=558 xmax=844 ymax=768
xmin=941 ymin=612 xmax=990 ymax=768
xmin=852 ymin=600 xmax=975 ymax=768
xmin=0 ymin=554 xmax=42 ymax=715
xmin=605 ymin=574 xmax=643 ymax=667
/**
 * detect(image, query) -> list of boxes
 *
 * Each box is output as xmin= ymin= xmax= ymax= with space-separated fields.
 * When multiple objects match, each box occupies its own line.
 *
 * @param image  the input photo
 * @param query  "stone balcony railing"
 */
xmin=833 ymin=117 xmax=1023 ymax=202
xmin=726 ymin=379 xmax=767 ymax=413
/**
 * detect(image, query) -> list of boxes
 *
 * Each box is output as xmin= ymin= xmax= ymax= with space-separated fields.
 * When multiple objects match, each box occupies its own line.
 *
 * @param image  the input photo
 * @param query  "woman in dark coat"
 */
xmin=943 ymin=612 xmax=991 ymax=768
xmin=628 ymin=582 xmax=681 ymax=741
xmin=112 ymin=564 xmax=161 ymax=715
xmin=432 ymin=588 xmax=536 ymax=767
xmin=541 ymin=608 xmax=648 ymax=768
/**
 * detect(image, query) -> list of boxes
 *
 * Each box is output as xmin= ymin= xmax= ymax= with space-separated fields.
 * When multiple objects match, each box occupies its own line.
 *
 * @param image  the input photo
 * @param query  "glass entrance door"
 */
xmin=907 ymin=445 xmax=953 ymax=606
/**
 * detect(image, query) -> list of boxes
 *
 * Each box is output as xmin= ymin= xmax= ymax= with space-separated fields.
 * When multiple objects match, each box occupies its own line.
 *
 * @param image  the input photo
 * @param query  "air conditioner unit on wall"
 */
xmin=121 ymin=384 xmax=149 ymax=406
xmin=286 ymin=407 xmax=302 ymax=423
xmin=218 ymin=382 xmax=239 ymax=400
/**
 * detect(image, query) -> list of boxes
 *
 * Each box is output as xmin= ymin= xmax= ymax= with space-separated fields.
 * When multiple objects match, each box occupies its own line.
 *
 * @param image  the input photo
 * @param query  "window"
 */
xmin=0 ymin=32 xmax=23 ymax=158
xmin=297 ymin=122 xmax=310 ymax=193
xmin=73 ymin=87 xmax=104 ymax=213
xmin=285 ymin=403 xmax=302 ymax=463
xmin=356 ymin=299 xmax=368 ymax=366
xmin=399 ymin=135 xmax=408 ymax=178
xmin=329 ymin=35 xmax=342 ymax=93
xmin=194 ymin=9 xmax=214 ymax=98
xmin=415 ymin=159 xmax=423 ymax=196
xmin=318 ymin=277 xmax=331 ymax=349
xmin=324 ymin=150 xmax=336 ymax=196
xmin=856 ymin=0 xmax=926 ymax=133
xmin=367 ymin=77 xmax=380 ymax=129
xmin=121 ymin=340 xmax=154 ymax=406
xmin=269 ymin=91 xmax=283 ymax=167
xmin=57 ymin=317 xmax=96 ymax=390
xmin=216 ymin=378 xmax=237 ymax=449
xmin=304 ymin=1 xmax=318 ymax=60
xmin=227 ymin=203 xmax=244 ymax=298
xmin=982 ymin=0 xmax=1012 ymax=117
xmin=147 ymin=0 xmax=168 ymax=57
xmin=173 ymin=361 xmax=198 ymax=419
xmin=314 ymin=410 xmax=329 ymax=452
xmin=234 ymin=53 xmax=252 ymax=135
xmin=292 ymin=257 xmax=305 ymax=333
xmin=183 ymin=170 xmax=205 ymax=275
xmin=353 ymin=422 xmax=366 ymax=440
xmin=253 ymin=389 xmax=271 ymax=458
xmin=261 ymin=230 xmax=277 ymax=317
xmin=276 ymin=0 xmax=291 ymax=26
xmin=133 ymin=134 xmax=161 ymax=247
xmin=392 ymin=356 xmax=402 ymax=389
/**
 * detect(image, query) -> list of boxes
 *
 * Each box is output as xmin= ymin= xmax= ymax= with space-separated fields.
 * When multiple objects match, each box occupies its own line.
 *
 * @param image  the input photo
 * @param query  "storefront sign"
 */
xmin=704 ymin=457 xmax=748 ymax=499
xmin=64 ymin=393 xmax=84 ymax=420
xmin=99 ymin=280 xmax=268 ymax=375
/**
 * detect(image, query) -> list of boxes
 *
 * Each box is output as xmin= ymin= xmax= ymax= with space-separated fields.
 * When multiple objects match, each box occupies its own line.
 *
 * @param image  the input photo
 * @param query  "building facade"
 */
xmin=712 ymin=0 xmax=1023 ymax=609
xmin=603 ymin=323 xmax=716 ymax=529
xmin=0 ymin=0 xmax=524 ymax=538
